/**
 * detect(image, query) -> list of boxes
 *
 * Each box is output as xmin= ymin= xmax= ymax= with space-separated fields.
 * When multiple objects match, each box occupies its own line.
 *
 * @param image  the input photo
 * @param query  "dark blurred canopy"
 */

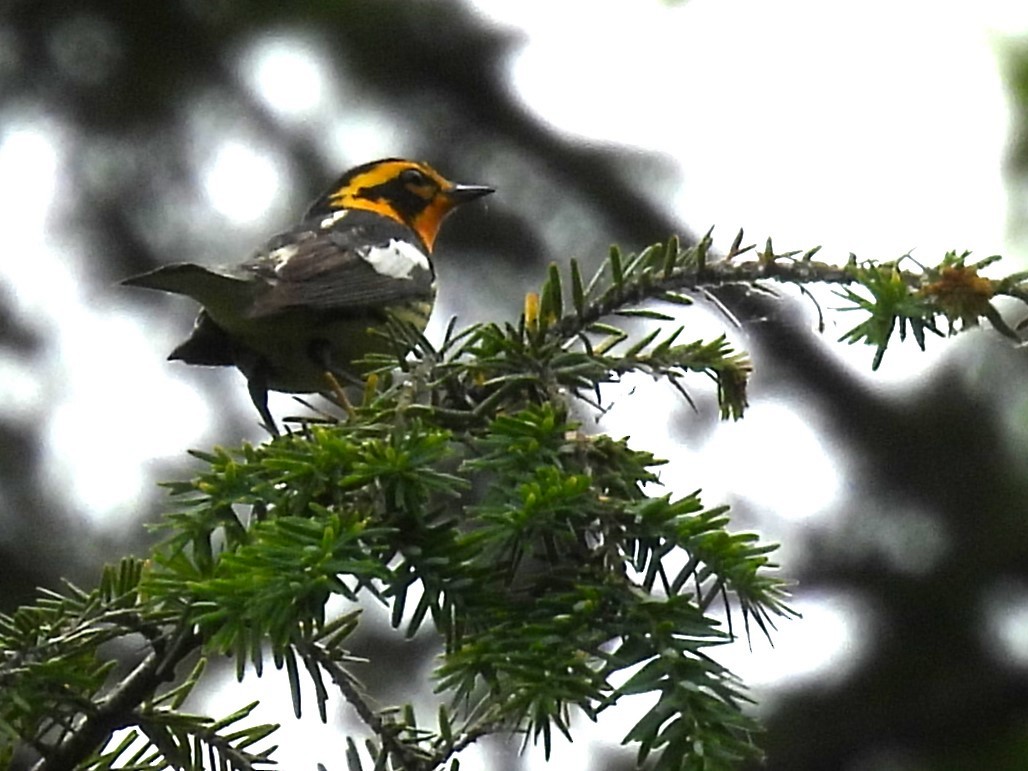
xmin=5 ymin=1 xmax=1028 ymax=769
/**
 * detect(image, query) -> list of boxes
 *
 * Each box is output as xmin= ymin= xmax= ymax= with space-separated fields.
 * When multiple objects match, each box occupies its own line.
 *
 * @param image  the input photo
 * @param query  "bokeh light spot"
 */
xmin=202 ymin=139 xmax=280 ymax=225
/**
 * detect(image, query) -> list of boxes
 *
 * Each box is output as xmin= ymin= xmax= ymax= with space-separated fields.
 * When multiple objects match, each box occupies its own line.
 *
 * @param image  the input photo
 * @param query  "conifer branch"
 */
xmin=9 ymin=231 xmax=1025 ymax=770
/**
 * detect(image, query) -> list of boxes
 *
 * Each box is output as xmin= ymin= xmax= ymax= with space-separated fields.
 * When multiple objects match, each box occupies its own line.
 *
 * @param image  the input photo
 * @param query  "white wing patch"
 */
xmin=319 ymin=209 xmax=349 ymax=229
xmin=268 ymin=244 xmax=299 ymax=273
xmin=361 ymin=239 xmax=430 ymax=280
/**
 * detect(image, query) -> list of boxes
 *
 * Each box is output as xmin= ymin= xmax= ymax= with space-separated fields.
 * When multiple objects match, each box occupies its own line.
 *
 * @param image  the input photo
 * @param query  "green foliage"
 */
xmin=82 ymin=700 xmax=278 ymax=771
xmin=4 ymin=233 xmax=1026 ymax=770
xmin=835 ymin=250 xmax=1028 ymax=368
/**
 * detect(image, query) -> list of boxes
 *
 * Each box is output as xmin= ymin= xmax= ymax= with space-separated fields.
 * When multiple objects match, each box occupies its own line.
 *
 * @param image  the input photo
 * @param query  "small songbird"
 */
xmin=123 ymin=158 xmax=493 ymax=435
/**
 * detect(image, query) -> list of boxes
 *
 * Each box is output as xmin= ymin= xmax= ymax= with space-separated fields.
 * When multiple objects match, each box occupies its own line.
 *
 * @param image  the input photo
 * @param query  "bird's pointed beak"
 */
xmin=415 ymin=180 xmax=494 ymax=251
xmin=444 ymin=183 xmax=495 ymax=203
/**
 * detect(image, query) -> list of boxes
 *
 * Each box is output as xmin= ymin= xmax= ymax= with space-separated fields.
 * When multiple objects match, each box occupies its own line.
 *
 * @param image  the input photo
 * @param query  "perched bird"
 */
xmin=123 ymin=158 xmax=493 ymax=435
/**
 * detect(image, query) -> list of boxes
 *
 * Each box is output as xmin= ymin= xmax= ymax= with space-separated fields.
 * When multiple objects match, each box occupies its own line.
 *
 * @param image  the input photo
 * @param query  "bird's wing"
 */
xmin=243 ymin=214 xmax=435 ymax=319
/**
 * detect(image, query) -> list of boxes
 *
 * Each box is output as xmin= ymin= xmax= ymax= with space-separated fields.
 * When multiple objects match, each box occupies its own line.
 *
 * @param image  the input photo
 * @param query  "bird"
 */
xmin=122 ymin=158 xmax=494 ymax=435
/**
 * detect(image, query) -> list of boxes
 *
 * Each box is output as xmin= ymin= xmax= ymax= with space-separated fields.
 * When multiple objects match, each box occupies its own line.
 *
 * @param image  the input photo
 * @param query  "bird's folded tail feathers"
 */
xmin=121 ymin=263 xmax=251 ymax=307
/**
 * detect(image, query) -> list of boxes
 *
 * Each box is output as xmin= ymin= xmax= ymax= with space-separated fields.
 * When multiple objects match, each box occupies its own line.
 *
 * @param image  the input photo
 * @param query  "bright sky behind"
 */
xmin=4 ymin=0 xmax=1028 ymax=766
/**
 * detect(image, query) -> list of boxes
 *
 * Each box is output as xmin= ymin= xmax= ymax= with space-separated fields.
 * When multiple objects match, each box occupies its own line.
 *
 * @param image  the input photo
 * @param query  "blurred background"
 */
xmin=4 ymin=0 xmax=1028 ymax=769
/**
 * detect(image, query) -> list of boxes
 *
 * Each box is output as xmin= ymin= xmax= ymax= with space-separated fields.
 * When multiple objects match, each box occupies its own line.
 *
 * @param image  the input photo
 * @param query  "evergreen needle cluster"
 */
xmin=4 ymin=232 xmax=1027 ymax=771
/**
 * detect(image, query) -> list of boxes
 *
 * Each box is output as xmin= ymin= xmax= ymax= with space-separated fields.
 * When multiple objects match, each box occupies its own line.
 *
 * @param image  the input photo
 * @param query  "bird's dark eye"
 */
xmin=400 ymin=168 xmax=429 ymax=186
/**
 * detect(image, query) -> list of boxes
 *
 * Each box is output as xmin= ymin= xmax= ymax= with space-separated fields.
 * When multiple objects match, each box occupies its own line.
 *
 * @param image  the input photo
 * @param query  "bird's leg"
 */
xmin=308 ymin=340 xmax=356 ymax=418
xmin=247 ymin=362 xmax=280 ymax=437
xmin=323 ymin=371 xmax=355 ymax=418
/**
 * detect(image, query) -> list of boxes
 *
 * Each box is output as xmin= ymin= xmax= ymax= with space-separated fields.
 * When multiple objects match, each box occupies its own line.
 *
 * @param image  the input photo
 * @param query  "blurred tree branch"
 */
xmin=5 ymin=1 xmax=1028 ymax=768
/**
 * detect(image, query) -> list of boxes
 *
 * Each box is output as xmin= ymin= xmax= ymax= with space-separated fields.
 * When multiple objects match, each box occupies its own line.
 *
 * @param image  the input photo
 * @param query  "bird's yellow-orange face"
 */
xmin=317 ymin=159 xmax=493 ymax=251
